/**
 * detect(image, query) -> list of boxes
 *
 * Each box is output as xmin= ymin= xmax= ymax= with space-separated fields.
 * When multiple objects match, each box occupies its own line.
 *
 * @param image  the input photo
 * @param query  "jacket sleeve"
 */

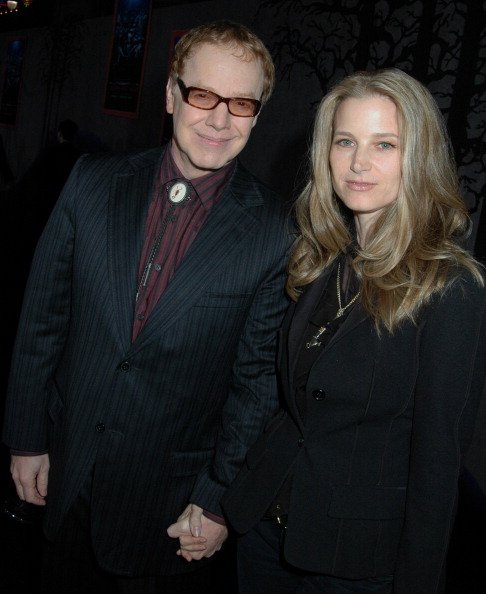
xmin=394 ymin=272 xmax=486 ymax=593
xmin=189 ymin=230 xmax=293 ymax=516
xmin=2 ymin=157 xmax=84 ymax=452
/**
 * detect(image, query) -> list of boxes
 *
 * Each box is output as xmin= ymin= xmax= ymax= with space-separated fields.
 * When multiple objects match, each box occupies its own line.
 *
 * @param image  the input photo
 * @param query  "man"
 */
xmin=2 ymin=21 xmax=292 ymax=593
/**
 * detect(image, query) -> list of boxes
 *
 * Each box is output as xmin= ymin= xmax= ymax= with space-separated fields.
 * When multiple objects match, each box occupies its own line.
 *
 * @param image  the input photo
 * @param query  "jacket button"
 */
xmin=120 ymin=361 xmax=130 ymax=372
xmin=95 ymin=422 xmax=105 ymax=433
xmin=312 ymin=389 xmax=326 ymax=400
xmin=298 ymin=437 xmax=304 ymax=447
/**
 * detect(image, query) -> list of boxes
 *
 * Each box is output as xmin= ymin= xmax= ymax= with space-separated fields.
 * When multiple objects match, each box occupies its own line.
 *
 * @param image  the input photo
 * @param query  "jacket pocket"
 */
xmin=194 ymin=292 xmax=252 ymax=308
xmin=328 ymin=485 xmax=406 ymax=520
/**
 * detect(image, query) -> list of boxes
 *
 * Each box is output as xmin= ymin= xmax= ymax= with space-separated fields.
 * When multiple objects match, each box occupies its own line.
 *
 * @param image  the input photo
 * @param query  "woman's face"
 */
xmin=329 ymin=95 xmax=402 ymax=243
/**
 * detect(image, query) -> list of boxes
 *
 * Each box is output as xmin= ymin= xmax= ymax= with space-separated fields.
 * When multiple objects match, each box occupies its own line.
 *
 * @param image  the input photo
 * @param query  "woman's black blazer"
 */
xmin=222 ymin=264 xmax=486 ymax=594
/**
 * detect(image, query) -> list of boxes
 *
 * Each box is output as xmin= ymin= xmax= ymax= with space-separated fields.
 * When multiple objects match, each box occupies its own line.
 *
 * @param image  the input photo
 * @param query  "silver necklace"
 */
xmin=336 ymin=263 xmax=360 ymax=317
xmin=306 ymin=263 xmax=360 ymax=349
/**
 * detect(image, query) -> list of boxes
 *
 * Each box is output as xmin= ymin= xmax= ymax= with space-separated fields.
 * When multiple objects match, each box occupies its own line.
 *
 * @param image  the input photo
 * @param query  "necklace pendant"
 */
xmin=306 ymin=324 xmax=328 ymax=349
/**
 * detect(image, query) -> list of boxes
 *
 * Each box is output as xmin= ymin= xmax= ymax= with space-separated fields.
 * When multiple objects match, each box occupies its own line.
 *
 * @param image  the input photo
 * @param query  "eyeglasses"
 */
xmin=176 ymin=78 xmax=261 ymax=117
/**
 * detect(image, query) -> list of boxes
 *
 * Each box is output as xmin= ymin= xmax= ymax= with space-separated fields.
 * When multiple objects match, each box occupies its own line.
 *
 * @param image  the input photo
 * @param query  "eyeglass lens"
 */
xmin=177 ymin=79 xmax=260 ymax=117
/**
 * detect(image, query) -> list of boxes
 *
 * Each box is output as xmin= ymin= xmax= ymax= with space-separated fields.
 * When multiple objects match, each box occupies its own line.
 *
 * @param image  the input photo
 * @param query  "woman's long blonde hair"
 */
xmin=287 ymin=68 xmax=483 ymax=332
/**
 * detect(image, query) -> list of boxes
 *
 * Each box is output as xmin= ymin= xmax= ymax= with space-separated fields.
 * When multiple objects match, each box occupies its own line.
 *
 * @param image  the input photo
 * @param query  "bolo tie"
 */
xmin=135 ymin=179 xmax=192 ymax=302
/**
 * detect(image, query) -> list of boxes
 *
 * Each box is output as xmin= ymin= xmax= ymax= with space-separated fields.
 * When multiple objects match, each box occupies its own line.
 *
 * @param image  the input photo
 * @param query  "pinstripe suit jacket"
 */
xmin=3 ymin=146 xmax=293 ymax=575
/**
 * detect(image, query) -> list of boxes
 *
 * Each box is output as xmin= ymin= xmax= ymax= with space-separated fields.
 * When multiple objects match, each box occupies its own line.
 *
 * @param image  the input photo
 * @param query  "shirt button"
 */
xmin=298 ymin=438 xmax=304 ymax=447
xmin=312 ymin=389 xmax=326 ymax=400
xmin=120 ymin=361 xmax=130 ymax=372
xmin=154 ymin=263 xmax=161 ymax=271
xmin=95 ymin=422 xmax=105 ymax=433
xmin=136 ymin=313 xmax=145 ymax=321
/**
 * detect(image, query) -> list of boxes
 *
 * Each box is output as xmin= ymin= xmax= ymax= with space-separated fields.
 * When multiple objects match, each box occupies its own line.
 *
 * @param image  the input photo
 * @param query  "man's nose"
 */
xmin=205 ymin=102 xmax=231 ymax=130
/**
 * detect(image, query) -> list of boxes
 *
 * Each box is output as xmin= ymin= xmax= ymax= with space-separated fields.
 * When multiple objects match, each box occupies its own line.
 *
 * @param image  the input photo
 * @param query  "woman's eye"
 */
xmin=378 ymin=141 xmax=394 ymax=149
xmin=336 ymin=139 xmax=353 ymax=146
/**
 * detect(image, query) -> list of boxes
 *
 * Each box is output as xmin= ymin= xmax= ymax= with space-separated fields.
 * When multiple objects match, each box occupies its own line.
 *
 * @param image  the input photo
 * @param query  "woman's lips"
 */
xmin=345 ymin=180 xmax=377 ymax=191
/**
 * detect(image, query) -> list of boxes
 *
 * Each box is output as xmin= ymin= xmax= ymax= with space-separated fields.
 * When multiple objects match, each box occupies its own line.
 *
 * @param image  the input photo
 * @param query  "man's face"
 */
xmin=166 ymin=42 xmax=264 ymax=179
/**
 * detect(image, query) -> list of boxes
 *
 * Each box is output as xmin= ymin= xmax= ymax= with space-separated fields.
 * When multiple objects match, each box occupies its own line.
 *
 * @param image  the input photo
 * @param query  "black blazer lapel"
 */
xmin=324 ymin=300 xmax=368 ymax=351
xmin=107 ymin=148 xmax=164 ymax=348
xmin=286 ymin=267 xmax=333 ymax=385
xmin=288 ymin=262 xmax=369 ymax=363
xmin=279 ymin=267 xmax=333 ymax=427
xmin=281 ymin=263 xmax=369 ymax=423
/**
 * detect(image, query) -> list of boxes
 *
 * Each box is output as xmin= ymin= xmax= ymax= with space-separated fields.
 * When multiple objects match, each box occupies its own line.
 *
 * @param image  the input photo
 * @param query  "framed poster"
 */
xmin=103 ymin=0 xmax=152 ymax=117
xmin=0 ymin=37 xmax=26 ymax=127
xmin=167 ymin=28 xmax=188 ymax=66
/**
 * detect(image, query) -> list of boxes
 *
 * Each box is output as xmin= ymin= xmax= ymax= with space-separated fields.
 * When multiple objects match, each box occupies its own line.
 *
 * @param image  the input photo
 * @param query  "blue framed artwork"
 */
xmin=0 ymin=37 xmax=26 ymax=127
xmin=104 ymin=0 xmax=152 ymax=117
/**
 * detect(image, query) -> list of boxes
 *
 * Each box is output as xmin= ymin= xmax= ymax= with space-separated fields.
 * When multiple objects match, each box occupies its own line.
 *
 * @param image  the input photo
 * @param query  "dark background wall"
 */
xmin=0 ymin=0 xmax=484 ymax=580
xmin=0 ymin=1 xmax=484 ymax=249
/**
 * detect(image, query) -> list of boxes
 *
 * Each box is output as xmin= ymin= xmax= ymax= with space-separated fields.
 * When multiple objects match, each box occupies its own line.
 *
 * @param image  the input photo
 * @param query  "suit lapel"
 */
xmin=288 ymin=262 xmax=369 ymax=363
xmin=282 ymin=261 xmax=369 ymax=424
xmin=280 ymin=268 xmax=332 ymax=426
xmin=324 ymin=298 xmax=368 ymax=350
xmin=130 ymin=162 xmax=264 ymax=354
xmin=107 ymin=148 xmax=164 ymax=348
xmin=286 ymin=268 xmax=332 ymax=383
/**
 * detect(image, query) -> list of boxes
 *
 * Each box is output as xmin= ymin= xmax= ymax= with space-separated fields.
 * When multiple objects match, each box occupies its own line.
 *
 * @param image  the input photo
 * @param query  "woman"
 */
xmin=221 ymin=69 xmax=486 ymax=593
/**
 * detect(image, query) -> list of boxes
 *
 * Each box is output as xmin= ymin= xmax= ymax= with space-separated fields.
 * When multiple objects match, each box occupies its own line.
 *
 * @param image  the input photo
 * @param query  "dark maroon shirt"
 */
xmin=132 ymin=148 xmax=235 ymax=341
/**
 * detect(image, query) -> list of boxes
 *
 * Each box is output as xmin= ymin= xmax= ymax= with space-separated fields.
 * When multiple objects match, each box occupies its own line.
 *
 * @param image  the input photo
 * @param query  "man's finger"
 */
xmin=188 ymin=503 xmax=203 ymax=538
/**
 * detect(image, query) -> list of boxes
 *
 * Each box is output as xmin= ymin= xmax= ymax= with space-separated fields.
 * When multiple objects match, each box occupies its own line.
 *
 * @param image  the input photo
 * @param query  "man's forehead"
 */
xmin=181 ymin=43 xmax=264 ymax=96
xmin=188 ymin=40 xmax=255 ymax=61
xmin=183 ymin=42 xmax=261 ymax=73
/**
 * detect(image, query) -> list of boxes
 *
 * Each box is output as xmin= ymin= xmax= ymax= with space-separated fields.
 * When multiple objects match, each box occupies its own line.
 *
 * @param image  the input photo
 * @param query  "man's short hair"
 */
xmin=169 ymin=20 xmax=275 ymax=104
